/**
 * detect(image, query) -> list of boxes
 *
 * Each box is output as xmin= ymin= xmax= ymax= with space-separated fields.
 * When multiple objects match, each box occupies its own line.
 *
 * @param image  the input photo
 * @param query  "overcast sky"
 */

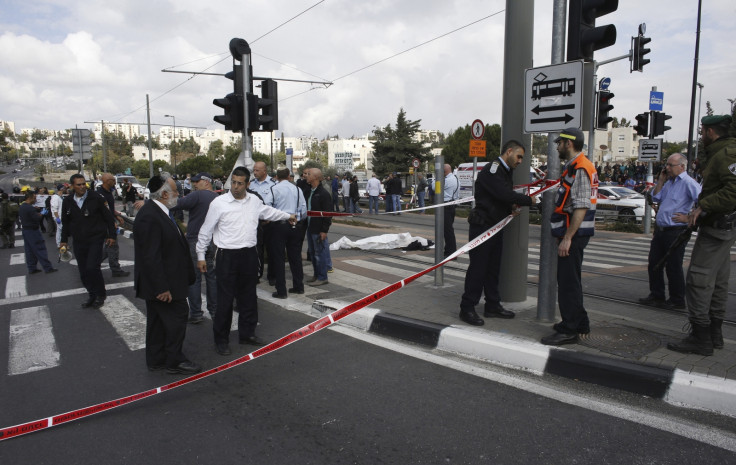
xmin=1 ymin=0 xmax=734 ymax=144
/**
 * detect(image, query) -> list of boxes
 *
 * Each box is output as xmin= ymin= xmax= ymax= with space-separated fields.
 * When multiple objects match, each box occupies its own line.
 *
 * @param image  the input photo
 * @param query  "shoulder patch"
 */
xmin=729 ymin=163 xmax=736 ymax=176
xmin=490 ymin=161 xmax=499 ymax=174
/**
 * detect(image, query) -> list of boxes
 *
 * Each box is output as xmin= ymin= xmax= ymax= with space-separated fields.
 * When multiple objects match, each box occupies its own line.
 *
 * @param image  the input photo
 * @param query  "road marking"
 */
xmin=69 ymin=259 xmax=135 ymax=270
xmin=99 ymin=295 xmax=147 ymax=351
xmin=5 ymin=276 xmax=27 ymax=298
xmin=10 ymin=253 xmax=25 ymax=265
xmin=310 ymin=267 xmax=388 ymax=294
xmin=344 ymin=259 xmax=436 ymax=284
xmin=9 ymin=305 xmax=60 ymax=375
xmin=0 ymin=281 xmax=133 ymax=307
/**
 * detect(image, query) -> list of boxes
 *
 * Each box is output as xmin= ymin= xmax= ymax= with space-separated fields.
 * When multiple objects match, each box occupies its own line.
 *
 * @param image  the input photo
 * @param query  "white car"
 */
xmin=596 ymin=185 xmax=654 ymax=222
xmin=114 ymin=175 xmax=148 ymax=200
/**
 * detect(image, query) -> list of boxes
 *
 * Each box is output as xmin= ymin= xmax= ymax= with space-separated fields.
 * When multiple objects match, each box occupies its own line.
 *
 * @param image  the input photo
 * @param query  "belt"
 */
xmin=220 ymin=246 xmax=255 ymax=252
xmin=655 ymin=225 xmax=687 ymax=231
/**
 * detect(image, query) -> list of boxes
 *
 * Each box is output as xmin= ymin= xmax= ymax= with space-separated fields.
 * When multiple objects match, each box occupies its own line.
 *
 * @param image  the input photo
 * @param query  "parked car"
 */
xmin=596 ymin=185 xmax=654 ymax=223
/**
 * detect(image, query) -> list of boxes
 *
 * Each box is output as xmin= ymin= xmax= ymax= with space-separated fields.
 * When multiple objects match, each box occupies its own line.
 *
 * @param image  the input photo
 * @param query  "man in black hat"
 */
xmin=60 ymin=173 xmax=117 ymax=308
xmin=169 ymin=172 xmax=219 ymax=324
xmin=134 ymin=174 xmax=200 ymax=374
xmin=541 ymin=127 xmax=599 ymax=346
xmin=668 ymin=114 xmax=736 ymax=356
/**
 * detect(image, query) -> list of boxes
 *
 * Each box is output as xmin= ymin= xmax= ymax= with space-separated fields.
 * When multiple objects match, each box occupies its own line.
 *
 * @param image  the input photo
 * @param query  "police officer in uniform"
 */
xmin=459 ymin=140 xmax=533 ymax=326
xmin=668 ymin=114 xmax=736 ymax=356
xmin=60 ymin=173 xmax=117 ymax=309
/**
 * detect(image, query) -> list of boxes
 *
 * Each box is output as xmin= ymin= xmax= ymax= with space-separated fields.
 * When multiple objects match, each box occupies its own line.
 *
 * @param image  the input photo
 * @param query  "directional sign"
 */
xmin=638 ymin=138 xmax=662 ymax=161
xmin=599 ymin=77 xmax=611 ymax=90
xmin=412 ymin=158 xmax=420 ymax=168
xmin=649 ymin=91 xmax=664 ymax=111
xmin=524 ymin=61 xmax=584 ymax=133
xmin=471 ymin=119 xmax=484 ymax=140
xmin=469 ymin=140 xmax=486 ymax=158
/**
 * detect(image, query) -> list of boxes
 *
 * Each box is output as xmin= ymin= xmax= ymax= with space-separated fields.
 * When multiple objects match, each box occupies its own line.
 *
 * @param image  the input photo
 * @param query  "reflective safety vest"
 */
xmin=551 ymin=154 xmax=598 ymax=238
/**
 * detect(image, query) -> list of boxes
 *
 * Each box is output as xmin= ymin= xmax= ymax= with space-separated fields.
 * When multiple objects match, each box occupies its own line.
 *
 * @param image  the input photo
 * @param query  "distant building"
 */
xmin=93 ymin=122 xmax=140 ymax=140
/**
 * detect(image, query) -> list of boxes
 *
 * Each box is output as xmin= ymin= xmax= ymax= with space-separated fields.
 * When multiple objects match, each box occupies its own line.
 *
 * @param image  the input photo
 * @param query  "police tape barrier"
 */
xmin=0 ymin=180 xmax=559 ymax=442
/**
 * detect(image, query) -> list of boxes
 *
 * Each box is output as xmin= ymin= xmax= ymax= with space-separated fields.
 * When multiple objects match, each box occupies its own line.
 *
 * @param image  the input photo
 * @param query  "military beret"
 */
xmin=701 ymin=114 xmax=732 ymax=126
xmin=147 ymin=175 xmax=165 ymax=193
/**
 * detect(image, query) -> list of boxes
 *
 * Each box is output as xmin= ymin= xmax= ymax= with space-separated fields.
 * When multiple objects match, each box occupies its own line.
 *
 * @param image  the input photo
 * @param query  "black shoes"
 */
xmin=215 ymin=343 xmax=231 ymax=355
xmin=484 ymin=305 xmax=515 ymax=319
xmin=91 ymin=298 xmax=105 ymax=309
xmin=188 ymin=316 xmax=204 ymax=324
xmin=272 ymin=292 xmax=287 ymax=299
xmin=29 ymin=269 xmax=42 ymax=275
xmin=45 ymin=268 xmax=58 ymax=274
xmin=288 ymin=288 xmax=305 ymax=294
xmin=166 ymin=361 xmax=202 ymax=375
xmin=459 ymin=310 xmax=484 ymax=326
xmin=239 ymin=336 xmax=267 ymax=346
xmin=541 ymin=332 xmax=579 ymax=346
xmin=147 ymin=364 xmax=166 ymax=372
xmin=638 ymin=295 xmax=666 ymax=307
xmin=112 ymin=270 xmax=130 ymax=277
xmin=665 ymin=300 xmax=686 ymax=310
xmin=81 ymin=296 xmax=96 ymax=308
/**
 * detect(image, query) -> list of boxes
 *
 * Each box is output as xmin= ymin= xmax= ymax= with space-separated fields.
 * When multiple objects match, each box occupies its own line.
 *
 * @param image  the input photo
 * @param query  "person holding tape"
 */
xmin=197 ymin=166 xmax=296 ymax=356
xmin=541 ymin=127 xmax=598 ymax=346
xmin=459 ymin=140 xmax=534 ymax=326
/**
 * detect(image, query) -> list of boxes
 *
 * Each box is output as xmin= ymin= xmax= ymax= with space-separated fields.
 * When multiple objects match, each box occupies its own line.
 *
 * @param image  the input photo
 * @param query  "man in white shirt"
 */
xmin=366 ymin=174 xmax=382 ymax=214
xmin=50 ymin=186 xmax=65 ymax=248
xmin=197 ymin=166 xmax=296 ymax=356
xmin=341 ymin=175 xmax=351 ymax=213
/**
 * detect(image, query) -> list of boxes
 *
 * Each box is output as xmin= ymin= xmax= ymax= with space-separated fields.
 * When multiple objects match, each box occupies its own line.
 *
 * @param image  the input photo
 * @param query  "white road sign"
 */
xmin=524 ymin=61 xmax=584 ymax=133
xmin=638 ymin=138 xmax=662 ymax=162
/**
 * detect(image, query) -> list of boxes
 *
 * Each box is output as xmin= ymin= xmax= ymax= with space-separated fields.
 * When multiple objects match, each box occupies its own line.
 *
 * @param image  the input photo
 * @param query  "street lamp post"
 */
xmin=696 ymin=83 xmax=704 ymax=152
xmin=165 ymin=114 xmax=176 ymax=172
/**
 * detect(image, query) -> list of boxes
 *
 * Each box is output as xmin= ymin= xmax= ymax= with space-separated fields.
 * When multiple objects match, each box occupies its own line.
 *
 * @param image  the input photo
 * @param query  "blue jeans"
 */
xmin=188 ymin=240 xmax=217 ymax=319
xmin=350 ymin=198 xmax=363 ymax=214
xmin=392 ymin=194 xmax=401 ymax=212
xmin=417 ymin=191 xmax=425 ymax=212
xmin=369 ymin=196 xmax=379 ymax=214
xmin=307 ymin=233 xmax=330 ymax=281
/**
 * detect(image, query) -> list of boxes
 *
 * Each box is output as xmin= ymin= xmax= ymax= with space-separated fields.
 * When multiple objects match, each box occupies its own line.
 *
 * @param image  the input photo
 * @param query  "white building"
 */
xmin=0 ymin=120 xmax=15 ymax=133
xmin=583 ymin=127 xmax=642 ymax=164
xmin=159 ymin=126 xmax=198 ymax=146
xmin=327 ymin=137 xmax=375 ymax=173
xmin=132 ymin=146 xmax=171 ymax=164
xmin=93 ymin=122 xmax=140 ymax=140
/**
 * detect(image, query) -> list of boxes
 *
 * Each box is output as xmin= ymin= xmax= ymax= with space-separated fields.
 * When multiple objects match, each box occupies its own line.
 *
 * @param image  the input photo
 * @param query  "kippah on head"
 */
xmin=147 ymin=175 xmax=165 ymax=194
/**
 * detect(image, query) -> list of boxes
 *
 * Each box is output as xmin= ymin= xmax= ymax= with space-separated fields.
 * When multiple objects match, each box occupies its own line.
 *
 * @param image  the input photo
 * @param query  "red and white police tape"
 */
xmin=0 ymin=178 xmax=559 ymax=442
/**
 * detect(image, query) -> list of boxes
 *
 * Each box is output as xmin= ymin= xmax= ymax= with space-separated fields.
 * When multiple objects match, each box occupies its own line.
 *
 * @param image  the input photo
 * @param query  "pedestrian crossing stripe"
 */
xmin=9 ymin=305 xmax=60 ymax=376
xmin=5 ymin=276 xmax=27 ymax=299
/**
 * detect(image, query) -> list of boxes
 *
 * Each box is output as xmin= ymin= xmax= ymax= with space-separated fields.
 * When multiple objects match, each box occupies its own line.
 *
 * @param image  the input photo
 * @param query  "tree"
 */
xmin=370 ymin=108 xmax=431 ymax=176
xmin=705 ymin=101 xmax=714 ymax=117
xmin=178 ymin=154 xmax=214 ymax=176
xmin=207 ymin=139 xmax=224 ymax=160
xmin=440 ymin=123 xmax=502 ymax=168
xmin=307 ymin=140 xmax=328 ymax=167
xmin=620 ymin=117 xmax=630 ymax=127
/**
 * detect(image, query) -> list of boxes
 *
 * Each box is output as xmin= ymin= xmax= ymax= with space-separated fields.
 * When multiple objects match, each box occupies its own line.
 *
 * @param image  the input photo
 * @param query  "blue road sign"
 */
xmin=599 ymin=77 xmax=611 ymax=90
xmin=649 ymin=91 xmax=664 ymax=111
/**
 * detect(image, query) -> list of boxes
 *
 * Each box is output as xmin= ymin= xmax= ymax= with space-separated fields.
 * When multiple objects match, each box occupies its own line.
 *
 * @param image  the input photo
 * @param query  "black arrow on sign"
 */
xmin=530 ymin=114 xmax=574 ymax=124
xmin=532 ymin=104 xmax=575 ymax=114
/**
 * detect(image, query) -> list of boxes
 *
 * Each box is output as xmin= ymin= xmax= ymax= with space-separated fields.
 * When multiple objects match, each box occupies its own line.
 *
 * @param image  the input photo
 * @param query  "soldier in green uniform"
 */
xmin=0 ymin=192 xmax=20 ymax=248
xmin=668 ymin=114 xmax=736 ymax=356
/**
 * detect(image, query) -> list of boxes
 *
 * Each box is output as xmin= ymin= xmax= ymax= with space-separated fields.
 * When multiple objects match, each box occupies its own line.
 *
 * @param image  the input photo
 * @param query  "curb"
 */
xmin=312 ymin=299 xmax=736 ymax=417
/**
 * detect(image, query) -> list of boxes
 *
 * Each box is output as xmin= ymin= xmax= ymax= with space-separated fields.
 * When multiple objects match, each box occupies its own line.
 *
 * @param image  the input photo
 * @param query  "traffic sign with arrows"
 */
xmin=524 ymin=61 xmax=584 ymax=133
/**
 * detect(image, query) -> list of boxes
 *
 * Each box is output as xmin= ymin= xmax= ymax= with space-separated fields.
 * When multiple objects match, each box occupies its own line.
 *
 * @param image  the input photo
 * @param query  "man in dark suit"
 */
xmin=134 ymin=174 xmax=200 ymax=375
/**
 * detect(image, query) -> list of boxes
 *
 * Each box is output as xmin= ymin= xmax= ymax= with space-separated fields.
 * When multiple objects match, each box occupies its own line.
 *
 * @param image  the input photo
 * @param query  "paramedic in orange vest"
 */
xmin=541 ymin=127 xmax=598 ymax=346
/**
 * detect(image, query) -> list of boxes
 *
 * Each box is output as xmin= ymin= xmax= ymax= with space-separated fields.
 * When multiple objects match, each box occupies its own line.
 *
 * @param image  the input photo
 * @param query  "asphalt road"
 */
xmin=1 ymin=229 xmax=735 ymax=463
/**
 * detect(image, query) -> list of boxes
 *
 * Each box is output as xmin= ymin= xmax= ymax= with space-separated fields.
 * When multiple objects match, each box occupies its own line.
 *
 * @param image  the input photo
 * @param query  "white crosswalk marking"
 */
xmin=10 ymin=253 xmax=25 ymax=265
xmin=5 ymin=276 xmax=27 ymax=298
xmin=8 ymin=305 xmax=60 ymax=375
xmin=99 ymin=295 xmax=147 ymax=351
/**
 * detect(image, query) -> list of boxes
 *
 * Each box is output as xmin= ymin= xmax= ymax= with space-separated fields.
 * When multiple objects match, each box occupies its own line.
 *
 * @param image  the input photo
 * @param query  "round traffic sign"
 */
xmin=471 ymin=119 xmax=484 ymax=140
xmin=412 ymin=158 xmax=420 ymax=168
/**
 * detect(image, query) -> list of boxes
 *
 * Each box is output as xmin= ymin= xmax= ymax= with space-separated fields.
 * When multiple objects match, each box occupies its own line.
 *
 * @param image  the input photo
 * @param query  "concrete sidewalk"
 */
xmin=257 ymin=261 xmax=736 ymax=418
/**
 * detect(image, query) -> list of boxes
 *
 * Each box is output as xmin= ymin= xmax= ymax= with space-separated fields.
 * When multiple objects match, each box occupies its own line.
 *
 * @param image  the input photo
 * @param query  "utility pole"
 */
xmin=498 ymin=0 xmax=534 ymax=303
xmin=146 ymin=94 xmax=154 ymax=178
xmin=686 ymin=0 xmax=703 ymax=169
xmin=537 ymin=0 xmax=566 ymax=321
xmin=101 ymin=120 xmax=107 ymax=173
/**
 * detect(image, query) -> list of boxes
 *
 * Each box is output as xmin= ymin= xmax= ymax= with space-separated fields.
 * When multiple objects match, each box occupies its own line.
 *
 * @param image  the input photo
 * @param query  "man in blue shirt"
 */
xmin=639 ymin=153 xmax=701 ymax=309
xmin=268 ymin=168 xmax=307 ymax=298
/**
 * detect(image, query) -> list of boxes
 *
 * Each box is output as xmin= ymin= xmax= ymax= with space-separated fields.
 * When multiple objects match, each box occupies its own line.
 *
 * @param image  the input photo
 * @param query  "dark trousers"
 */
xmin=256 ymin=223 xmax=274 ymax=281
xmin=443 ymin=205 xmax=457 ymax=256
xmin=332 ymin=191 xmax=340 ymax=212
xmin=269 ymin=222 xmax=305 ymax=295
xmin=460 ymin=225 xmax=503 ymax=312
xmin=214 ymin=247 xmax=259 ymax=344
xmin=556 ymin=235 xmax=590 ymax=334
xmin=647 ymin=226 xmax=689 ymax=304
xmin=22 ymin=228 xmax=54 ymax=272
xmin=145 ymin=298 xmax=188 ymax=368
xmin=74 ymin=237 xmax=106 ymax=298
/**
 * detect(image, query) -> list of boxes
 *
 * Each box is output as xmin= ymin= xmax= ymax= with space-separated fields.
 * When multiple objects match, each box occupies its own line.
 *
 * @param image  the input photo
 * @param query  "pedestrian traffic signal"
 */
xmin=631 ymin=35 xmax=651 ymax=72
xmin=596 ymin=91 xmax=614 ymax=130
xmin=634 ymin=112 xmax=649 ymax=137
xmin=213 ymin=61 xmax=245 ymax=132
xmin=247 ymin=79 xmax=279 ymax=133
xmin=652 ymin=112 xmax=672 ymax=137
xmin=567 ymin=0 xmax=619 ymax=62
xmin=213 ymin=93 xmax=244 ymax=132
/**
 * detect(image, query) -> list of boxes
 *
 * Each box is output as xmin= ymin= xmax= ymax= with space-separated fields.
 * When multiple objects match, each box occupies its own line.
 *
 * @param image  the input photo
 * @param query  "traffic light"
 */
xmin=247 ymin=79 xmax=279 ymax=133
xmin=634 ymin=112 xmax=649 ymax=137
xmin=631 ymin=35 xmax=651 ymax=72
xmin=567 ymin=0 xmax=618 ymax=62
xmin=596 ymin=91 xmax=614 ymax=130
xmin=652 ymin=112 xmax=672 ymax=137
xmin=213 ymin=61 xmax=245 ymax=132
